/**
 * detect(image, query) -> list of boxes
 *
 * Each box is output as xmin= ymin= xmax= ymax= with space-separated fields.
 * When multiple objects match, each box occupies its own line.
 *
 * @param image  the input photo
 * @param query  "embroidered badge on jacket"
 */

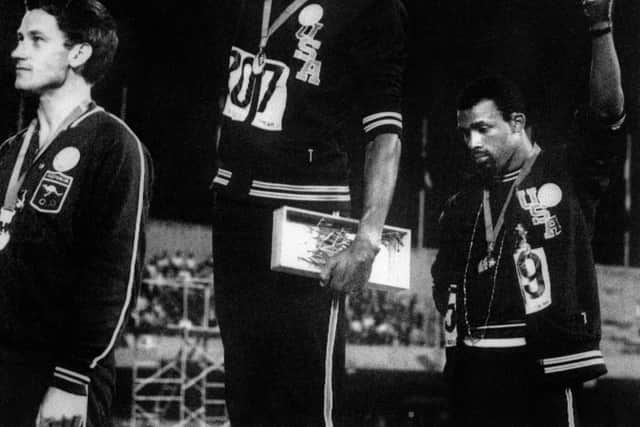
xmin=30 ymin=170 xmax=73 ymax=214
xmin=517 ymin=183 xmax=563 ymax=239
xmin=294 ymin=4 xmax=323 ymax=86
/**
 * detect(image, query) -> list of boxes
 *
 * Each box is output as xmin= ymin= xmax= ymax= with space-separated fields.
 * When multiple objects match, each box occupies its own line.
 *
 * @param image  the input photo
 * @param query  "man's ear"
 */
xmin=68 ymin=43 xmax=93 ymax=69
xmin=509 ymin=112 xmax=526 ymax=133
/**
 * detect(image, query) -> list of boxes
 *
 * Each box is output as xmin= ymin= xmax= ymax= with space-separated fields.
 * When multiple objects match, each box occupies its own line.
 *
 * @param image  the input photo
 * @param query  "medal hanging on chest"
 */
xmin=253 ymin=49 xmax=267 ymax=75
xmin=254 ymin=0 xmax=310 ymax=75
xmin=0 ymin=208 xmax=15 ymax=251
xmin=477 ymin=249 xmax=497 ymax=274
xmin=463 ymin=146 xmax=542 ymax=342
xmin=478 ymin=188 xmax=512 ymax=275
xmin=0 ymin=122 xmax=38 ymax=253
xmin=478 ymin=146 xmax=542 ymax=275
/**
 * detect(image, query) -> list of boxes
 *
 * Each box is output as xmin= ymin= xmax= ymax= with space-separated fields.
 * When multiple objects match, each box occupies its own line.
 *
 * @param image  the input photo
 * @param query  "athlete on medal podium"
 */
xmin=0 ymin=1 xmax=153 ymax=425
xmin=210 ymin=0 xmax=407 ymax=425
xmin=432 ymin=0 xmax=625 ymax=425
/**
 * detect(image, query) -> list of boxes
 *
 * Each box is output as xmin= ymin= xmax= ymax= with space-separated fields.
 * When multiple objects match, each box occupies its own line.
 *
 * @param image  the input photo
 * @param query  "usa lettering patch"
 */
xmin=30 ymin=170 xmax=73 ymax=214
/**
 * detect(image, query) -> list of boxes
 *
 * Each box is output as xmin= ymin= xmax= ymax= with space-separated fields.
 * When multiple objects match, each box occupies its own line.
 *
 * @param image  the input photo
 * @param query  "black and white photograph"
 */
xmin=0 ymin=0 xmax=638 ymax=426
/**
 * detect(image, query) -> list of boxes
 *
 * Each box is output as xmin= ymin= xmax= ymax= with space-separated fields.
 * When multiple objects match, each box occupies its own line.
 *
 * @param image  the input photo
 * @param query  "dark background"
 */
xmin=1 ymin=0 xmax=639 ymax=264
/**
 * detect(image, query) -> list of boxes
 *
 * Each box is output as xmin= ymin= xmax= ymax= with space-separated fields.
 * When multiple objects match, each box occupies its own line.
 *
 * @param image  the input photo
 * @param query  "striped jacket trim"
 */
xmin=212 ymin=168 xmax=232 ymax=186
xmin=249 ymin=179 xmax=351 ymax=202
xmin=362 ymin=111 xmax=402 ymax=134
xmin=463 ymin=337 xmax=527 ymax=348
xmin=540 ymin=350 xmax=605 ymax=374
xmin=252 ymin=180 xmax=349 ymax=193
xmin=249 ymin=189 xmax=351 ymax=202
xmin=55 ymin=366 xmax=91 ymax=384
xmin=89 ymin=113 xmax=147 ymax=369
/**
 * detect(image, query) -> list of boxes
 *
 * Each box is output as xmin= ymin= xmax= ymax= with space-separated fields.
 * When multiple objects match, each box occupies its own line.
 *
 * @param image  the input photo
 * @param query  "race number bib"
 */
xmin=223 ymin=47 xmax=290 ymax=131
xmin=444 ymin=284 xmax=458 ymax=347
xmin=514 ymin=247 xmax=552 ymax=314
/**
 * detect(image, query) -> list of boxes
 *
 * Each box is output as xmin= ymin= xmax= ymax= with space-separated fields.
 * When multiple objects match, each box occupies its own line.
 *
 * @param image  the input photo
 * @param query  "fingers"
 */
xmin=328 ymin=258 xmax=349 ymax=292
xmin=38 ymin=416 xmax=84 ymax=427
xmin=581 ymin=0 xmax=613 ymax=23
xmin=319 ymin=257 xmax=336 ymax=287
xmin=320 ymin=255 xmax=350 ymax=292
xmin=320 ymin=241 xmax=376 ymax=293
xmin=327 ymin=258 xmax=370 ymax=294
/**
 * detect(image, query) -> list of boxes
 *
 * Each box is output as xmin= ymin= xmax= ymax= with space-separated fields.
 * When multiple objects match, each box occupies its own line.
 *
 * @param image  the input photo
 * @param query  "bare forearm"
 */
xmin=584 ymin=0 xmax=624 ymax=118
xmin=356 ymin=133 xmax=401 ymax=248
xmin=590 ymin=33 xmax=624 ymax=118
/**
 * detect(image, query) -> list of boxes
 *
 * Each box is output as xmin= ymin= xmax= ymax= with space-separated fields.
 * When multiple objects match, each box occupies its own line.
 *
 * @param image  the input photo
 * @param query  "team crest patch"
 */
xmin=30 ymin=170 xmax=73 ymax=214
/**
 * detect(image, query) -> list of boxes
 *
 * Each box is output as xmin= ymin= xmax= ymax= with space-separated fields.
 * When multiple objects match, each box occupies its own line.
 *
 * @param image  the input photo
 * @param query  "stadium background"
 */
xmin=0 ymin=0 xmax=640 ymax=425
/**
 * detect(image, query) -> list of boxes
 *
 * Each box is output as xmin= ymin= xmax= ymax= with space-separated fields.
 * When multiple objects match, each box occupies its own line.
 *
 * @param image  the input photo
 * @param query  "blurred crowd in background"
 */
xmin=124 ymin=251 xmax=434 ymax=347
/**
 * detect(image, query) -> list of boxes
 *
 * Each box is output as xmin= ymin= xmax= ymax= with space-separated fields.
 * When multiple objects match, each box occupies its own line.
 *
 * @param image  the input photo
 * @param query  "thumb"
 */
xmin=319 ymin=257 xmax=336 ymax=285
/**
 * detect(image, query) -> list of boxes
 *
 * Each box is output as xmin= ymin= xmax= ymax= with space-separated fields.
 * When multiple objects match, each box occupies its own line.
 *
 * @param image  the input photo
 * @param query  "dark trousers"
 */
xmin=449 ymin=346 xmax=581 ymax=427
xmin=213 ymin=195 xmax=346 ymax=427
xmin=0 ymin=356 xmax=115 ymax=427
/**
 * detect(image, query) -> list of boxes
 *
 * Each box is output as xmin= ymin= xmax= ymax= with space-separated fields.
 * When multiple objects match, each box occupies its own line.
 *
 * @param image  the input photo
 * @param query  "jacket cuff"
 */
xmin=538 ymin=350 xmax=607 ymax=385
xmin=362 ymin=112 xmax=403 ymax=139
xmin=51 ymin=366 xmax=90 ymax=396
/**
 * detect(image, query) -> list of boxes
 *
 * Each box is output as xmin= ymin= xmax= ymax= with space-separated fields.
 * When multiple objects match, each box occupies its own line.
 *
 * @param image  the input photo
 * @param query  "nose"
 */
xmin=11 ymin=40 xmax=26 ymax=60
xmin=466 ymin=130 xmax=483 ymax=150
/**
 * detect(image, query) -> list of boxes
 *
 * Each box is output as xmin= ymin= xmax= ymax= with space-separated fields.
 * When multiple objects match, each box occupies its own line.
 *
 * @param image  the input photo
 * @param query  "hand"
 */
xmin=36 ymin=387 xmax=87 ymax=427
xmin=581 ymin=0 xmax=613 ymax=27
xmin=319 ymin=237 xmax=379 ymax=294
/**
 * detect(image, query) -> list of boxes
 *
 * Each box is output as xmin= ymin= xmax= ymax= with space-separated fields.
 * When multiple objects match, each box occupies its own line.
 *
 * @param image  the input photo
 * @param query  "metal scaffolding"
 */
xmin=130 ymin=277 xmax=227 ymax=426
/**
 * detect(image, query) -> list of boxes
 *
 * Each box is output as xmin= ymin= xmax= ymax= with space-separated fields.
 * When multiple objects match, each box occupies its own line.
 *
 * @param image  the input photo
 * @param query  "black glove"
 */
xmin=581 ymin=0 xmax=613 ymax=30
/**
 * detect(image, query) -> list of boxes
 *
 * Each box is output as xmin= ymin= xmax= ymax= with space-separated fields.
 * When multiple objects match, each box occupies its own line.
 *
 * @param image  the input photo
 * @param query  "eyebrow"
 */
xmin=17 ymin=29 xmax=48 ymax=38
xmin=457 ymin=120 xmax=491 ymax=131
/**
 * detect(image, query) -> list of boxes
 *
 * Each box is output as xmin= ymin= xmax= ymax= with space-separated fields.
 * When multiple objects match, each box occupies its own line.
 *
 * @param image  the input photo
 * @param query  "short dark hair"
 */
xmin=26 ymin=0 xmax=118 ymax=84
xmin=457 ymin=76 xmax=526 ymax=120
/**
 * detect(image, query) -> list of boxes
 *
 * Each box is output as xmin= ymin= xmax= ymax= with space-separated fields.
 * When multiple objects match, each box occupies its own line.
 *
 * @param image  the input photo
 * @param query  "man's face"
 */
xmin=11 ymin=9 xmax=71 ymax=94
xmin=457 ymin=99 xmax=520 ymax=173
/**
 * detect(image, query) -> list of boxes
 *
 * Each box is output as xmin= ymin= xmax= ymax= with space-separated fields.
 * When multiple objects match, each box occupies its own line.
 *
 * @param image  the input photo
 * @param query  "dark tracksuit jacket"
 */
xmin=0 ymin=105 xmax=152 ymax=403
xmin=209 ymin=1 xmax=406 ymax=425
xmin=432 ymin=108 xmax=625 ymax=386
xmin=211 ymin=0 xmax=406 ymax=212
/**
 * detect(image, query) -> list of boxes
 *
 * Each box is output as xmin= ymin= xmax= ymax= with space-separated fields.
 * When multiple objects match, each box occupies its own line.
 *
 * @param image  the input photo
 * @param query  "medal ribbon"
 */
xmin=482 ymin=144 xmax=541 ymax=257
xmin=259 ymin=0 xmax=309 ymax=52
xmin=3 ymin=121 xmax=37 ymax=210
xmin=2 ymin=101 xmax=92 ymax=210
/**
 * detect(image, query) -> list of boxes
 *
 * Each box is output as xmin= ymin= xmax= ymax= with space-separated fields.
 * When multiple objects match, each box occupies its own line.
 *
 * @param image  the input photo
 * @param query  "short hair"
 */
xmin=457 ymin=76 xmax=526 ymax=120
xmin=26 ymin=0 xmax=118 ymax=84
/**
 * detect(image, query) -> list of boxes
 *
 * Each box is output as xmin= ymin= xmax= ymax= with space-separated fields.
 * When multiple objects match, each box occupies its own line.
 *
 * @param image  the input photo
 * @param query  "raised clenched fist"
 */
xmin=581 ymin=0 xmax=613 ymax=27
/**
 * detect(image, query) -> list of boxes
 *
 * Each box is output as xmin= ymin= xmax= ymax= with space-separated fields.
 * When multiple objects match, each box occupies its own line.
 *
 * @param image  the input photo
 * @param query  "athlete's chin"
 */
xmin=14 ymin=79 xmax=40 ymax=94
xmin=15 ymin=77 xmax=63 ymax=95
xmin=473 ymin=161 xmax=497 ymax=179
xmin=14 ymin=77 xmax=29 ymax=91
xmin=473 ymin=159 xmax=494 ymax=171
